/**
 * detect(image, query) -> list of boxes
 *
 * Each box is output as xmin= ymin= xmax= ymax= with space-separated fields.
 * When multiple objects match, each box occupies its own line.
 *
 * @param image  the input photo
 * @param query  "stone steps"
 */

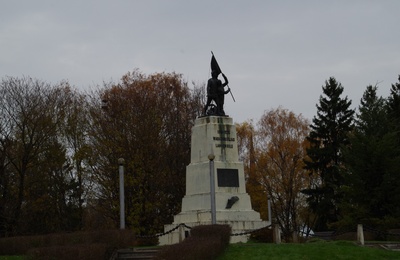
xmin=111 ymin=248 xmax=160 ymax=260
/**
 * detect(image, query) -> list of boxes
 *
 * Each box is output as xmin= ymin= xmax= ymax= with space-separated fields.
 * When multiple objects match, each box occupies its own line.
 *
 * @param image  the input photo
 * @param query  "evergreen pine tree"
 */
xmin=303 ymin=77 xmax=354 ymax=231
xmin=387 ymin=75 xmax=400 ymax=131
xmin=383 ymin=75 xmax=400 ymax=221
xmin=341 ymin=85 xmax=392 ymax=227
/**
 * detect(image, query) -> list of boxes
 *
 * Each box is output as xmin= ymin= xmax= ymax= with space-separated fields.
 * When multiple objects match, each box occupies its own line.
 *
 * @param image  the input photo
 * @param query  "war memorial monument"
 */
xmin=159 ymin=53 xmax=269 ymax=245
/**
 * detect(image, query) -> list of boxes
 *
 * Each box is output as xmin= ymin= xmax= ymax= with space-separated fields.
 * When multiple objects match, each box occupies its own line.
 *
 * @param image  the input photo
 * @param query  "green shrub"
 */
xmin=387 ymin=229 xmax=400 ymax=241
xmin=190 ymin=224 xmax=231 ymax=248
xmin=306 ymin=237 xmax=327 ymax=243
xmin=156 ymin=224 xmax=231 ymax=260
xmin=250 ymin=227 xmax=273 ymax=243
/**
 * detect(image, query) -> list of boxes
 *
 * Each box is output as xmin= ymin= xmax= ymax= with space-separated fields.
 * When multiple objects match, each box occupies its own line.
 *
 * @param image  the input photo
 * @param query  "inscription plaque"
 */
xmin=217 ymin=169 xmax=239 ymax=187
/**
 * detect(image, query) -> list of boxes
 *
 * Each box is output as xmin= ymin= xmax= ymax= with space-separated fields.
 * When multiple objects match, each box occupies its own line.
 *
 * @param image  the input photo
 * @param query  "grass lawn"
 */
xmin=217 ymin=241 xmax=400 ymax=260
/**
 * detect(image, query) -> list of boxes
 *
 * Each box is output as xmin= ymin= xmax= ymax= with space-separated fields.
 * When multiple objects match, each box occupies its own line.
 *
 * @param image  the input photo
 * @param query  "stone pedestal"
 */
xmin=159 ymin=116 xmax=269 ymax=245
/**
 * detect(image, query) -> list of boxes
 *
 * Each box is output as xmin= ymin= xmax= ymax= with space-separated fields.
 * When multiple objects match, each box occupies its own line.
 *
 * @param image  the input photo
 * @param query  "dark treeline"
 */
xmin=303 ymin=76 xmax=400 ymax=232
xmin=0 ymin=71 xmax=204 ymax=237
xmin=1 ymin=70 xmax=399 ymax=237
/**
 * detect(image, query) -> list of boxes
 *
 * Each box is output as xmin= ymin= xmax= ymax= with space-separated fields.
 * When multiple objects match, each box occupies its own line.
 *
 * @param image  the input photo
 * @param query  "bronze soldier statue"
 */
xmin=203 ymin=70 xmax=230 ymax=116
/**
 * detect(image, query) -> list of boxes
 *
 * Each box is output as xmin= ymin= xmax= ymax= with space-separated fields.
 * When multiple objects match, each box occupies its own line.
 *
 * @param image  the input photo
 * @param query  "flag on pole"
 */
xmin=211 ymin=51 xmax=222 ymax=75
xmin=210 ymin=51 xmax=236 ymax=102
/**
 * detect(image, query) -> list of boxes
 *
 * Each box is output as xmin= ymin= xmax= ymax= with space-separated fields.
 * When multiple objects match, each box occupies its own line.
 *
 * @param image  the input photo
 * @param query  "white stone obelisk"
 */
xmin=159 ymin=116 xmax=269 ymax=245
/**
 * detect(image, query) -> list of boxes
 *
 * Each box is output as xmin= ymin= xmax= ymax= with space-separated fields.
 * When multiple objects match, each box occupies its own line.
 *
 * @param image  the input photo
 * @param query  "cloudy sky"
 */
xmin=1 ymin=1 xmax=399 ymax=123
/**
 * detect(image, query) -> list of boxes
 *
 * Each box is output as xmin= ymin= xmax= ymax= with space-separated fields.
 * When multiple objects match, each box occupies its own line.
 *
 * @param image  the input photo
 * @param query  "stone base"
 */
xmin=158 ymin=210 xmax=270 ymax=245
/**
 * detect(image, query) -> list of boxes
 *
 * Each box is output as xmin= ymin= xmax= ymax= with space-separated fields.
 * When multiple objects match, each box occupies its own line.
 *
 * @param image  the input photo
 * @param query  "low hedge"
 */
xmin=155 ymin=224 xmax=231 ymax=260
xmin=0 ymin=229 xmax=136 ymax=258
xmin=26 ymin=243 xmax=112 ymax=260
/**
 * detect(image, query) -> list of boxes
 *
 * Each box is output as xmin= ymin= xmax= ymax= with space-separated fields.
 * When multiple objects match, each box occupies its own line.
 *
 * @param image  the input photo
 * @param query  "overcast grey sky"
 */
xmin=1 ymin=1 xmax=399 ymax=123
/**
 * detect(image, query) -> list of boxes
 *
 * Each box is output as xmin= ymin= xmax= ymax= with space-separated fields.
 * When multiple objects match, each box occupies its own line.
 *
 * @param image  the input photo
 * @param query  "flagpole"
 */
xmin=229 ymin=86 xmax=236 ymax=102
xmin=210 ymin=51 xmax=236 ymax=102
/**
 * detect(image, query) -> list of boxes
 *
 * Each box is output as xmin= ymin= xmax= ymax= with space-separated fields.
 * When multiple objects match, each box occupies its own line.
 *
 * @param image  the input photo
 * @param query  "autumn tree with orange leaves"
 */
xmin=238 ymin=107 xmax=315 ymax=241
xmin=87 ymin=70 xmax=204 ymax=235
xmin=236 ymin=121 xmax=269 ymax=220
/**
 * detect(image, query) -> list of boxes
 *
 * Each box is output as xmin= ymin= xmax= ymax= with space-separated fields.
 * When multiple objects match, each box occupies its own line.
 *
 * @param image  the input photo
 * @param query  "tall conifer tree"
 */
xmin=387 ymin=75 xmax=400 ymax=131
xmin=340 ymin=86 xmax=391 ymax=227
xmin=383 ymin=75 xmax=400 ymax=220
xmin=303 ymin=77 xmax=354 ymax=231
